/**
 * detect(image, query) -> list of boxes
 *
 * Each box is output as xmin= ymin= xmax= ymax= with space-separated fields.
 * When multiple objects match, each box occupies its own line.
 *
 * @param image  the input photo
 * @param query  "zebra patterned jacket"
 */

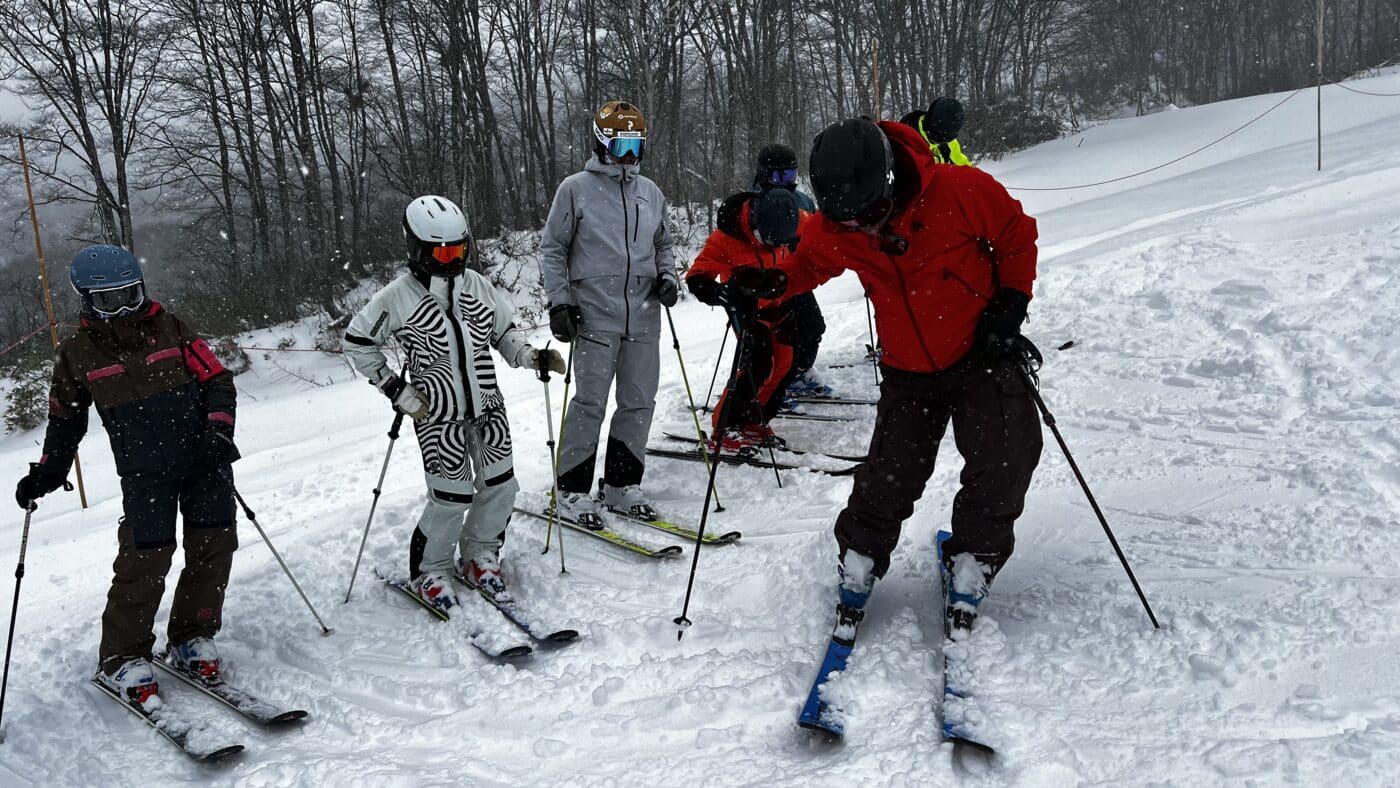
xmin=344 ymin=270 xmax=535 ymax=423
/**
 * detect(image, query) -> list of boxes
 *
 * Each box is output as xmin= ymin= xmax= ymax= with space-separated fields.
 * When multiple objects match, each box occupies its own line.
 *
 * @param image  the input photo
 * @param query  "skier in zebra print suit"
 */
xmin=345 ymin=196 xmax=564 ymax=613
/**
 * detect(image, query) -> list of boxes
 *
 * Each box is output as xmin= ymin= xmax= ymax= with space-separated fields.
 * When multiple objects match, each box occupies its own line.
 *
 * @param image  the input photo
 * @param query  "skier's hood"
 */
xmin=584 ymin=155 xmax=640 ymax=183
xmin=715 ymin=191 xmax=758 ymax=244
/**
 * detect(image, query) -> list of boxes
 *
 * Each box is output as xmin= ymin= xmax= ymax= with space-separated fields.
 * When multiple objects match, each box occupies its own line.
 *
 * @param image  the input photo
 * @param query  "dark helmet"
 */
xmin=923 ymin=97 xmax=965 ymax=144
xmin=69 ymin=245 xmax=147 ymax=318
xmin=754 ymin=143 xmax=800 ymax=190
xmin=808 ymin=118 xmax=895 ymax=226
xmin=750 ymin=188 xmax=800 ymax=248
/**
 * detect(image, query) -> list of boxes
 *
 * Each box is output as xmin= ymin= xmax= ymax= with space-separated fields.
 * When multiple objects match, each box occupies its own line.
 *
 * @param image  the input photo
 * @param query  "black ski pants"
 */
xmin=99 ymin=465 xmax=237 ymax=674
xmin=835 ymin=357 xmax=1042 ymax=578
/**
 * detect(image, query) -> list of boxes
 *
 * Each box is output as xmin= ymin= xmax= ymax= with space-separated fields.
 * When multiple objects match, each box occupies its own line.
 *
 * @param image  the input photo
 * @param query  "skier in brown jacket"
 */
xmin=13 ymin=245 xmax=239 ymax=708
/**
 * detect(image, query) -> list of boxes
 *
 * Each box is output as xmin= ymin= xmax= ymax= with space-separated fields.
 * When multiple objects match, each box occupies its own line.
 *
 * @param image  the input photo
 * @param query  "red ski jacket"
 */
xmin=781 ymin=121 xmax=1038 ymax=373
xmin=687 ymin=191 xmax=813 ymax=312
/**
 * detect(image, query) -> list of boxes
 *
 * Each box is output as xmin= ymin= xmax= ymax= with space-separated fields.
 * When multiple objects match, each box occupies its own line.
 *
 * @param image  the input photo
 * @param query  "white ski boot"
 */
xmin=166 ymin=637 xmax=223 ymax=684
xmin=97 ymin=657 xmax=162 ymax=708
xmin=554 ymin=491 xmax=603 ymax=529
xmin=599 ymin=480 xmax=658 ymax=520
xmin=411 ymin=571 xmax=459 ymax=615
xmin=459 ymin=553 xmax=512 ymax=604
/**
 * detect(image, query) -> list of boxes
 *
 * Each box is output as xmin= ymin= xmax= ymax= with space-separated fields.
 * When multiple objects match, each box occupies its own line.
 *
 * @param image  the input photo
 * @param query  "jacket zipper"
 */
xmin=444 ymin=278 xmax=475 ymax=420
xmin=620 ymin=180 xmax=633 ymax=336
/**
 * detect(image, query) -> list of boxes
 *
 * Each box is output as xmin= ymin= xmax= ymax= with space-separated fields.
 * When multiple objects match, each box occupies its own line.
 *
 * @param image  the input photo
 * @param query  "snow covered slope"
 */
xmin=2 ymin=73 xmax=1398 ymax=785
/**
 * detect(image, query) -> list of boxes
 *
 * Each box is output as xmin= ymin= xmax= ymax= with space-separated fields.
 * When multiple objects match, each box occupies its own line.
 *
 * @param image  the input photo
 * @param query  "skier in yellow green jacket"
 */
xmin=900 ymin=97 xmax=972 ymax=166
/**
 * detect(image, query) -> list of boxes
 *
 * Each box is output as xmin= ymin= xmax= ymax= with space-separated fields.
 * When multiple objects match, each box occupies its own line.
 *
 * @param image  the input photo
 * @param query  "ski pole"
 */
xmin=0 ymin=504 xmax=36 ymax=739
xmin=543 ymin=344 xmax=574 ymax=555
xmin=675 ymin=318 xmax=754 ymax=641
xmin=665 ymin=307 xmax=724 ymax=512
xmin=864 ymin=293 xmax=881 ymax=386
xmin=1012 ymin=340 xmax=1160 ymax=630
xmin=538 ymin=344 xmax=567 ymax=574
xmin=345 ymin=412 xmax=405 ymax=603
xmin=703 ymin=326 xmax=729 ymax=411
xmin=227 ymin=477 xmax=333 ymax=635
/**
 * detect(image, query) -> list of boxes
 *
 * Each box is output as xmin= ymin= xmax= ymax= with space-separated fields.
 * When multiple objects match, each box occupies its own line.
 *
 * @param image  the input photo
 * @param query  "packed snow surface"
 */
xmin=2 ymin=74 xmax=1399 ymax=785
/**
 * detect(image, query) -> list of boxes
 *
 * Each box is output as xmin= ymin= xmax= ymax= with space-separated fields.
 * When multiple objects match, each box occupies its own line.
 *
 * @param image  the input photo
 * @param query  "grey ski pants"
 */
xmin=410 ymin=407 xmax=519 ymax=576
xmin=556 ymin=330 xmax=660 ymax=494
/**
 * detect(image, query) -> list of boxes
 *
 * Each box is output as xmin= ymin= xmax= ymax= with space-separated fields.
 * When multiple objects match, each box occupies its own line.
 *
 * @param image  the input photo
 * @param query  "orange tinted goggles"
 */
xmin=429 ymin=242 xmax=469 ymax=264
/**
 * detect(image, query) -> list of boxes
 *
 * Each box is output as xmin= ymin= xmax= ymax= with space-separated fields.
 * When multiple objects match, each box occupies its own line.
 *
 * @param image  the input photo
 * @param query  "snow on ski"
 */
xmin=452 ymin=570 xmax=580 ymax=644
xmin=937 ymin=531 xmax=996 ymax=756
xmin=376 ymin=568 xmax=534 ymax=659
xmin=89 ymin=676 xmax=245 ymax=762
xmin=797 ymin=601 xmax=865 ymax=738
xmin=152 ymin=656 xmax=308 ymax=726
xmin=512 ymin=506 xmax=684 ymax=559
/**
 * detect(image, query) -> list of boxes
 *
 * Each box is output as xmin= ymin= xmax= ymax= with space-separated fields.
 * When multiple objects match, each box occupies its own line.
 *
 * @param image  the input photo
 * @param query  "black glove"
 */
xmin=549 ymin=304 xmax=581 ymax=342
xmin=974 ymin=289 xmax=1030 ymax=359
xmin=686 ymin=275 xmax=725 ymax=307
xmin=376 ymin=373 xmax=429 ymax=419
xmin=196 ymin=420 xmax=241 ymax=468
xmin=730 ymin=267 xmax=786 ymax=299
xmin=655 ymin=277 xmax=679 ymax=308
xmin=14 ymin=463 xmax=68 ymax=510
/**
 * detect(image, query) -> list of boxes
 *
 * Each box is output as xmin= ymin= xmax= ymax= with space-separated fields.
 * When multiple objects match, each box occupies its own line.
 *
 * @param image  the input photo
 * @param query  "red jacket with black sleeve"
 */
xmin=41 ymin=301 xmax=237 ymax=479
xmin=780 ymin=121 xmax=1038 ymax=373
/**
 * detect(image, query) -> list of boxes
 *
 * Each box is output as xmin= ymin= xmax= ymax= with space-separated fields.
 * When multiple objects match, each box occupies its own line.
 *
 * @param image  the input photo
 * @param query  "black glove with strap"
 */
xmin=728 ymin=267 xmax=787 ymax=300
xmin=686 ymin=275 xmax=725 ymax=307
xmin=655 ymin=276 xmax=679 ymax=308
xmin=14 ymin=462 xmax=70 ymax=510
xmin=196 ymin=419 xmax=241 ymax=469
xmin=974 ymin=289 xmax=1030 ymax=360
xmin=549 ymin=304 xmax=581 ymax=342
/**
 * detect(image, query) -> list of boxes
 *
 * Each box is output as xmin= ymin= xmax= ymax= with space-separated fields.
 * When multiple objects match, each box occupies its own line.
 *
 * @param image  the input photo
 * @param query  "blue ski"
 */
xmin=938 ymin=530 xmax=996 ymax=756
xmin=797 ymin=601 xmax=865 ymax=737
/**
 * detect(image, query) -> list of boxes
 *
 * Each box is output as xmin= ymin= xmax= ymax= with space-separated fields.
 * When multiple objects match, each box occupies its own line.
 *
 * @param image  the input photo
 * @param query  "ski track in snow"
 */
xmin=2 ymin=73 xmax=1400 ymax=785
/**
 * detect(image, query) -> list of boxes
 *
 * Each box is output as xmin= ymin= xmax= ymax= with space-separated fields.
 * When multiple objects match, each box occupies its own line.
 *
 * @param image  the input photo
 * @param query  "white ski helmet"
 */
xmin=403 ymin=195 xmax=472 ymax=277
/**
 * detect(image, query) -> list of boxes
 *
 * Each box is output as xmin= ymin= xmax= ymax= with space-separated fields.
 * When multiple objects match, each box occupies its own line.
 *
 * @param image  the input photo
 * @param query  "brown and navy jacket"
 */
xmin=40 ymin=301 xmax=236 ymax=479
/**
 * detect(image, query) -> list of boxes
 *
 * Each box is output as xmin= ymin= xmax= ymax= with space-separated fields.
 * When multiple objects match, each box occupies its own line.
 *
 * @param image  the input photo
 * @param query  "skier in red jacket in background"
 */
xmin=686 ymin=188 xmax=805 ymax=451
xmin=775 ymin=117 xmax=1043 ymax=636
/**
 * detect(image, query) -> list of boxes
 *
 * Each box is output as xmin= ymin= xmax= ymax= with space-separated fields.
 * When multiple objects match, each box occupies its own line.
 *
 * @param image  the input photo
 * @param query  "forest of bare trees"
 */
xmin=0 ymin=0 xmax=1396 ymax=342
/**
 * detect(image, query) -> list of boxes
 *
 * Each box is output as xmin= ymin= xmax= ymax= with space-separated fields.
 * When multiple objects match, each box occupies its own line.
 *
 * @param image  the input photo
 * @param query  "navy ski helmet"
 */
xmin=69 ymin=245 xmax=147 ymax=318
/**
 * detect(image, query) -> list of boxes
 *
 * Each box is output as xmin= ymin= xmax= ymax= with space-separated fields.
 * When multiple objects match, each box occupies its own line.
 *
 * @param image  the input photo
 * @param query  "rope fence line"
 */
xmin=1003 ymin=87 xmax=1306 ymax=192
xmin=0 ymin=326 xmax=49 ymax=359
xmin=1004 ymin=71 xmax=1399 ymax=193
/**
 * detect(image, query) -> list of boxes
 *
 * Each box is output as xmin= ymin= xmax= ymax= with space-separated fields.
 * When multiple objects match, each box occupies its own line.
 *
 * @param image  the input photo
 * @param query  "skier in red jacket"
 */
xmin=776 ymin=117 xmax=1043 ymax=635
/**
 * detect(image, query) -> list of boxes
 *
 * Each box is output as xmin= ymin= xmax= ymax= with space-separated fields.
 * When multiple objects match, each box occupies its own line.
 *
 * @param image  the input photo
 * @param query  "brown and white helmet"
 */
xmin=592 ymin=101 xmax=647 ymax=162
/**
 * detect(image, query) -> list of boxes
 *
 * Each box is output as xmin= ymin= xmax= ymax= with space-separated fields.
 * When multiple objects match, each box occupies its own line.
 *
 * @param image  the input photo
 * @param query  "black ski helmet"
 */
xmin=808 ymin=118 xmax=895 ymax=225
xmin=754 ymin=143 xmax=799 ymax=190
xmin=924 ymin=97 xmax=965 ymax=144
xmin=750 ymin=188 xmax=800 ymax=248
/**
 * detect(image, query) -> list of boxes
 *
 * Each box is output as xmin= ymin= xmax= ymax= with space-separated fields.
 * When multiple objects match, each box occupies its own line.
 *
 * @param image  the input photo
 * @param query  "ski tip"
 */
xmin=716 ymin=531 xmax=743 ymax=543
xmin=497 ymin=645 xmax=534 ymax=659
xmin=270 ymin=709 xmax=310 ymax=724
xmin=655 ymin=546 xmax=685 ymax=558
xmin=546 ymin=629 xmax=580 ymax=643
xmin=197 ymin=744 xmax=247 ymax=763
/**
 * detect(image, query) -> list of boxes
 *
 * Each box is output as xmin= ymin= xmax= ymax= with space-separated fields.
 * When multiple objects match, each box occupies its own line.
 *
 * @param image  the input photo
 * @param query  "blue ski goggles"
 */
xmin=605 ymin=136 xmax=645 ymax=161
xmin=765 ymin=167 xmax=799 ymax=186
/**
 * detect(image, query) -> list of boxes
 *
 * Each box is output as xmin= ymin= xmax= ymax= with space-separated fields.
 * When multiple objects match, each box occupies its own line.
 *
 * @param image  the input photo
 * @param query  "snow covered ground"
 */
xmin=2 ymin=72 xmax=1399 ymax=785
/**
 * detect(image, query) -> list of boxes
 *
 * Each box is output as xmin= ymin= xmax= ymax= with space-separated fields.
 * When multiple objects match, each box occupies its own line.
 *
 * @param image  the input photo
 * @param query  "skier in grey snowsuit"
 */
xmin=540 ymin=100 xmax=679 ymax=524
xmin=346 ymin=195 xmax=563 ymax=613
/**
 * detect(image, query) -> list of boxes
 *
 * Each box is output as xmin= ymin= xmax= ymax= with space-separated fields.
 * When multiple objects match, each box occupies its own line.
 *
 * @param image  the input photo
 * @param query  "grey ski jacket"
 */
xmin=539 ymin=157 xmax=677 ymax=339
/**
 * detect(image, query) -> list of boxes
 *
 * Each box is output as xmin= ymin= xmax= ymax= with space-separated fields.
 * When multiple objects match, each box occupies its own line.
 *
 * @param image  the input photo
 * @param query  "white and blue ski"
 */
xmin=938 ymin=530 xmax=996 ymax=757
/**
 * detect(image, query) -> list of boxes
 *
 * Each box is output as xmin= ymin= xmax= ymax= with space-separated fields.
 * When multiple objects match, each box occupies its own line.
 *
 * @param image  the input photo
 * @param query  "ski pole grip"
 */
xmin=388 ymin=411 xmax=405 ymax=440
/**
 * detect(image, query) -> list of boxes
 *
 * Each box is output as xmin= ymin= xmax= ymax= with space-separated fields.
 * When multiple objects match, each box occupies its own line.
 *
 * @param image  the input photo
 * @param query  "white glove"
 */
xmin=375 ymin=373 xmax=429 ymax=420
